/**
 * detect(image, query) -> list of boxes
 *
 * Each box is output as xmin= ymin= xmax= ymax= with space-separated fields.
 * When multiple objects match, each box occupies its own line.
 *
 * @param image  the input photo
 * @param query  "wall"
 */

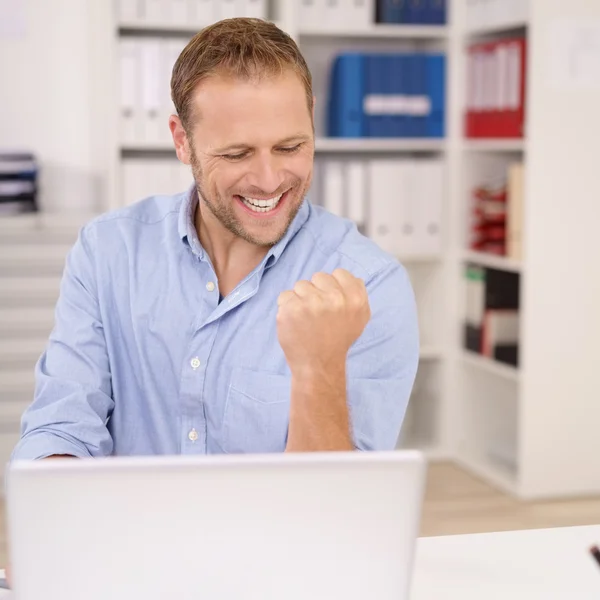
xmin=0 ymin=0 xmax=107 ymax=214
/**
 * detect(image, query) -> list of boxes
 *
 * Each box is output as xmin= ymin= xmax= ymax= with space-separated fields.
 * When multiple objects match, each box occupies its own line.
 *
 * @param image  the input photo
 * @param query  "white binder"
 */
xmin=119 ymin=39 xmax=141 ymax=145
xmin=217 ymin=0 xmax=238 ymax=19
xmin=240 ymin=0 xmax=267 ymax=19
xmin=169 ymin=0 xmax=190 ymax=25
xmin=346 ymin=160 xmax=366 ymax=230
xmin=140 ymin=39 xmax=164 ymax=145
xmin=116 ymin=0 xmax=141 ymax=24
xmin=322 ymin=161 xmax=345 ymax=218
xmin=191 ymin=0 xmax=217 ymax=28
xmin=142 ymin=0 xmax=165 ymax=24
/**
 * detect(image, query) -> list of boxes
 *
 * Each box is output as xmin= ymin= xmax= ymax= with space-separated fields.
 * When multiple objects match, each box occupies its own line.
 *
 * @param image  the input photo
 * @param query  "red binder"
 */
xmin=465 ymin=37 xmax=527 ymax=138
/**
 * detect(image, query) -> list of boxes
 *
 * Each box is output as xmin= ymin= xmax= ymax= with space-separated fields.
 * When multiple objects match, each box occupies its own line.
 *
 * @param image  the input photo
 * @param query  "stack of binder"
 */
xmin=327 ymin=52 xmax=446 ymax=138
xmin=299 ymin=0 xmax=374 ymax=32
xmin=464 ymin=266 xmax=520 ymax=366
xmin=465 ymin=37 xmax=527 ymax=138
xmin=0 ymin=153 xmax=38 ymax=215
xmin=119 ymin=37 xmax=188 ymax=146
xmin=117 ymin=0 xmax=267 ymax=27
xmin=375 ymin=0 xmax=447 ymax=25
xmin=317 ymin=157 xmax=444 ymax=258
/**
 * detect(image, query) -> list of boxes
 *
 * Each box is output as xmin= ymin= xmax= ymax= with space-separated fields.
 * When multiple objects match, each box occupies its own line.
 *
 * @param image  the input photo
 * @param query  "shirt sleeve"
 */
xmin=346 ymin=261 xmax=420 ymax=451
xmin=11 ymin=223 xmax=115 ymax=461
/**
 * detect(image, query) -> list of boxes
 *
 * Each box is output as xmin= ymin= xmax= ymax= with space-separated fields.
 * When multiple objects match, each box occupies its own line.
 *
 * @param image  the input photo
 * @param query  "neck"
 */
xmin=195 ymin=197 xmax=270 ymax=297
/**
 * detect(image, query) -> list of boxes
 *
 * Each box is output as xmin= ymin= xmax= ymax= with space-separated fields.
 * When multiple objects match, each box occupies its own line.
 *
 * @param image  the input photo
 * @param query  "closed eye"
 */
xmin=278 ymin=144 xmax=303 ymax=154
xmin=222 ymin=152 xmax=249 ymax=161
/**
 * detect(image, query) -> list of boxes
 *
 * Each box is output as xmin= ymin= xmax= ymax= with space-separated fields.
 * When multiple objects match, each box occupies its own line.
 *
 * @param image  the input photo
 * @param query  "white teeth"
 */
xmin=241 ymin=192 xmax=284 ymax=213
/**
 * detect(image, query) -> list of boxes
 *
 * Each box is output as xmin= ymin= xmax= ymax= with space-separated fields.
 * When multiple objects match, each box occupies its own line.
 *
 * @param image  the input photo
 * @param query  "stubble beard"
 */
xmin=189 ymin=148 xmax=310 ymax=249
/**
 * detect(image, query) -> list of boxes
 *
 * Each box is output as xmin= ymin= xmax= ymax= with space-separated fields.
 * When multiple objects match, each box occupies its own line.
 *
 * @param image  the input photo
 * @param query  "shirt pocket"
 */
xmin=222 ymin=367 xmax=291 ymax=454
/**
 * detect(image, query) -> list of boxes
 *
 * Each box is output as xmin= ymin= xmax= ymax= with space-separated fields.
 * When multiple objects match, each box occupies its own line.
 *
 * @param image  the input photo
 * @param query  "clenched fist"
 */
xmin=277 ymin=269 xmax=371 ymax=375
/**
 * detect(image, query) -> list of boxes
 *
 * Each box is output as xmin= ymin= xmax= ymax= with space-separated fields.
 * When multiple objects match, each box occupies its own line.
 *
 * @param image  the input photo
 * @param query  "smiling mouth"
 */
xmin=238 ymin=191 xmax=285 ymax=213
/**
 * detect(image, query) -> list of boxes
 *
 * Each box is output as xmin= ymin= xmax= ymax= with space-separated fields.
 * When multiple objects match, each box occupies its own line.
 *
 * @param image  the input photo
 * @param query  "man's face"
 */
xmin=182 ymin=69 xmax=314 ymax=248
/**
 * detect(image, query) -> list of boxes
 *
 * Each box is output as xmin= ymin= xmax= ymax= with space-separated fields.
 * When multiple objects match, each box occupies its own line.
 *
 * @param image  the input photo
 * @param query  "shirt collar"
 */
xmin=178 ymin=183 xmax=310 ymax=267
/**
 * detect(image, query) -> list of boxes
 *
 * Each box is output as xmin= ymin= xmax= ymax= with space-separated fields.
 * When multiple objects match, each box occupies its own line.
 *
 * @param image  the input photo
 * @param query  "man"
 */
xmin=11 ymin=17 xmax=419 ymax=460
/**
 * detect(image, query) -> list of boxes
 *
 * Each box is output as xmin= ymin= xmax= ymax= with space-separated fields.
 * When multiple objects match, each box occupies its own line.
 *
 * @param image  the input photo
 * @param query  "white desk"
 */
xmin=0 ymin=525 xmax=598 ymax=598
xmin=411 ymin=524 xmax=600 ymax=599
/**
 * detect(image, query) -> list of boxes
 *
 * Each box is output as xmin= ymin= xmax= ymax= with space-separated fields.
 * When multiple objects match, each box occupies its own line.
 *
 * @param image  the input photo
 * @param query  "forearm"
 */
xmin=285 ymin=361 xmax=354 ymax=452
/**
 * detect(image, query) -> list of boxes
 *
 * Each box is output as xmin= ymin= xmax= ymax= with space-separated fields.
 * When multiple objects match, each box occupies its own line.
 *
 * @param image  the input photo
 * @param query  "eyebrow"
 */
xmin=212 ymin=134 xmax=312 ymax=154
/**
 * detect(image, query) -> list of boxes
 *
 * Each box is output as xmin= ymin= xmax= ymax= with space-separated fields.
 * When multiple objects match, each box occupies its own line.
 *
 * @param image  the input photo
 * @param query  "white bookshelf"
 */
xmin=463 ymin=139 xmax=525 ymax=152
xmin=25 ymin=0 xmax=598 ymax=500
xmin=461 ymin=350 xmax=519 ymax=382
xmin=462 ymin=250 xmax=522 ymax=273
xmin=452 ymin=0 xmax=600 ymax=500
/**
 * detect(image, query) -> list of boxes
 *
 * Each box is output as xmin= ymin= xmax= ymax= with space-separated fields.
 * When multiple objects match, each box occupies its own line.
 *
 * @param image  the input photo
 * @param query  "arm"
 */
xmin=11 ymin=223 xmax=115 ymax=461
xmin=279 ymin=263 xmax=418 ymax=452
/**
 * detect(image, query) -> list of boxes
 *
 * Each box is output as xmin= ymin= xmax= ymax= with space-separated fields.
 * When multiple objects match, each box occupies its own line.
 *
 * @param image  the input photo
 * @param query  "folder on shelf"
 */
xmin=191 ymin=0 xmax=217 ymax=28
xmin=465 ymin=37 xmax=526 ymax=138
xmin=367 ymin=159 xmax=416 ymax=256
xmin=375 ymin=0 xmax=402 ymax=23
xmin=427 ymin=0 xmax=446 ymax=24
xmin=426 ymin=54 xmax=445 ymax=137
xmin=482 ymin=309 xmax=519 ymax=366
xmin=327 ymin=53 xmax=366 ymax=137
xmin=299 ymin=0 xmax=325 ymax=31
xmin=141 ymin=0 xmax=165 ymax=24
xmin=464 ymin=264 xmax=485 ymax=353
xmin=506 ymin=162 xmax=524 ymax=261
xmin=405 ymin=0 xmax=427 ymax=24
xmin=412 ymin=159 xmax=444 ymax=255
xmin=346 ymin=160 xmax=367 ymax=231
xmin=119 ymin=39 xmax=142 ymax=145
xmin=344 ymin=0 xmax=373 ymax=31
xmin=239 ymin=0 xmax=267 ymax=19
xmin=217 ymin=0 xmax=238 ymax=20
xmin=364 ymin=53 xmax=388 ymax=137
xmin=116 ymin=0 xmax=141 ymax=23
xmin=168 ymin=0 xmax=189 ymax=25
xmin=322 ymin=160 xmax=345 ymax=217
xmin=140 ymin=39 xmax=164 ymax=144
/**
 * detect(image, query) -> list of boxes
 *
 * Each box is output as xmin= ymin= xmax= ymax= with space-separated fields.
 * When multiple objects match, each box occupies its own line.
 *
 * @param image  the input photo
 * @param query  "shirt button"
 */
xmin=188 ymin=429 xmax=198 ymax=442
xmin=190 ymin=357 xmax=201 ymax=370
xmin=206 ymin=281 xmax=216 ymax=292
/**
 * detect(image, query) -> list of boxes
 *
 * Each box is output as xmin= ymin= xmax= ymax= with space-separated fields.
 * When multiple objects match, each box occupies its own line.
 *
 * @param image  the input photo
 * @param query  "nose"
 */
xmin=247 ymin=153 xmax=284 ymax=195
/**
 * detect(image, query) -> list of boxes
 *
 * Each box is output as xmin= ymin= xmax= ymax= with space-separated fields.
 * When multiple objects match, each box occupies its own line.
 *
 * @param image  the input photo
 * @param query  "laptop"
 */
xmin=6 ymin=450 xmax=426 ymax=600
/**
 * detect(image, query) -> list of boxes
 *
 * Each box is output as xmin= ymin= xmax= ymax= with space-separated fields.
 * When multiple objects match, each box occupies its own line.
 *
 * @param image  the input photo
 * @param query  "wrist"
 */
xmin=289 ymin=357 xmax=347 ymax=382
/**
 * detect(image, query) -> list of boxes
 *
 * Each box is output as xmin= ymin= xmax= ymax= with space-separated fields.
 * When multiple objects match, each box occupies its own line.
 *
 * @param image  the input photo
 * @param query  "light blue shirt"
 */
xmin=11 ymin=187 xmax=419 ymax=460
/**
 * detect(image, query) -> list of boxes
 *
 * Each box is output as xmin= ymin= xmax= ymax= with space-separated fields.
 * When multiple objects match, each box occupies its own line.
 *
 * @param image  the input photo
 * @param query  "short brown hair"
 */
xmin=171 ymin=18 xmax=313 ymax=131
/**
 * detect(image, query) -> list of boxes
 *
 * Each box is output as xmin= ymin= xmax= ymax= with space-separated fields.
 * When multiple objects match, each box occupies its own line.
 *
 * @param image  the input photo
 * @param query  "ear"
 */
xmin=169 ymin=115 xmax=192 ymax=165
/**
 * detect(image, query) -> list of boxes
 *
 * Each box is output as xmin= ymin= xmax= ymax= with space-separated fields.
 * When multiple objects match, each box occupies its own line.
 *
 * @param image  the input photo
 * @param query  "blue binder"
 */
xmin=365 ymin=54 xmax=387 ymax=137
xmin=428 ymin=0 xmax=446 ymax=24
xmin=426 ymin=54 xmax=445 ymax=138
xmin=327 ymin=53 xmax=366 ymax=138
xmin=389 ymin=54 xmax=404 ymax=137
xmin=376 ymin=0 xmax=403 ymax=23
xmin=413 ymin=53 xmax=428 ymax=137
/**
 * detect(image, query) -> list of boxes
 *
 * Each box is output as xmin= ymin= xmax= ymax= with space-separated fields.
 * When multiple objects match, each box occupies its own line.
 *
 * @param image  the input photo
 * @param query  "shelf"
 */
xmin=462 ymin=251 xmax=522 ymax=273
xmin=461 ymin=351 xmax=519 ymax=382
xmin=419 ymin=346 xmax=443 ymax=361
xmin=122 ymin=138 xmax=446 ymax=154
xmin=466 ymin=19 xmax=527 ymax=38
xmin=315 ymin=138 xmax=446 ymax=153
xmin=463 ymin=139 xmax=525 ymax=152
xmin=455 ymin=449 xmax=518 ymax=495
xmin=300 ymin=24 xmax=448 ymax=40
xmin=118 ymin=20 xmax=284 ymax=36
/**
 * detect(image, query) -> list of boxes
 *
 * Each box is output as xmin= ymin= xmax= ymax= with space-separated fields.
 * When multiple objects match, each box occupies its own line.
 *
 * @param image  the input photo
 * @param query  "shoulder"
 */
xmin=81 ymin=192 xmax=184 ymax=243
xmin=301 ymin=204 xmax=411 ymax=289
